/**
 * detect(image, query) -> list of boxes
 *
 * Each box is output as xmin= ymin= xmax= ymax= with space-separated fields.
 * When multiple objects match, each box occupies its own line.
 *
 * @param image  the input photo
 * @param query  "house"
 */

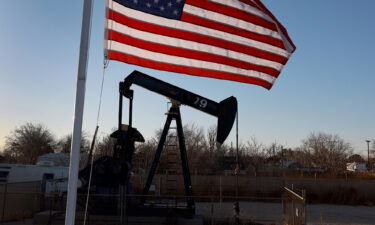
xmin=346 ymin=162 xmax=366 ymax=172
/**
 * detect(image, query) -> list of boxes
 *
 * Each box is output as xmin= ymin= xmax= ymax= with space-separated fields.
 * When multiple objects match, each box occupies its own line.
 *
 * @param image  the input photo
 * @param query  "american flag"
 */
xmin=105 ymin=0 xmax=296 ymax=89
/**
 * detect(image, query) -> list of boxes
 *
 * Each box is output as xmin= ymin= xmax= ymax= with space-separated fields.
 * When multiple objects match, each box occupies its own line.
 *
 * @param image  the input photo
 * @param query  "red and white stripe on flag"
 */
xmin=105 ymin=0 xmax=296 ymax=89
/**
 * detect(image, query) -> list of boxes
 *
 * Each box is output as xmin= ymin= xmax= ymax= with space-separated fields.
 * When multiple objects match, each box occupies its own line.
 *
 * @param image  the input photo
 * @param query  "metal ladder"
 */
xmin=164 ymin=126 xmax=180 ymax=196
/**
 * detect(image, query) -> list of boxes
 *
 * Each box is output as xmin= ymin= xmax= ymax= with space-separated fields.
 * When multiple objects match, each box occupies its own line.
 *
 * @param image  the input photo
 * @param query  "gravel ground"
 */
xmin=306 ymin=204 xmax=375 ymax=225
xmin=196 ymin=202 xmax=375 ymax=225
xmin=196 ymin=201 xmax=281 ymax=224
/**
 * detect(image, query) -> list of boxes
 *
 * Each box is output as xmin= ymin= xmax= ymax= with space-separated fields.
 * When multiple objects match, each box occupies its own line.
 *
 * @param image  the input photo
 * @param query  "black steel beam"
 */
xmin=174 ymin=107 xmax=195 ymax=211
xmin=141 ymin=113 xmax=173 ymax=200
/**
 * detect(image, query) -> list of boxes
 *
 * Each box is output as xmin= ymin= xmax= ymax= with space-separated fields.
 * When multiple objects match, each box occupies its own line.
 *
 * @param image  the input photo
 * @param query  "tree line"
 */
xmin=1 ymin=122 xmax=374 ymax=173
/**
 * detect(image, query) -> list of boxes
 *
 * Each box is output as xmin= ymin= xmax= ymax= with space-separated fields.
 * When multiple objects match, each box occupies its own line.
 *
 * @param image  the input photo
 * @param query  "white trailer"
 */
xmin=0 ymin=163 xmax=68 ymax=183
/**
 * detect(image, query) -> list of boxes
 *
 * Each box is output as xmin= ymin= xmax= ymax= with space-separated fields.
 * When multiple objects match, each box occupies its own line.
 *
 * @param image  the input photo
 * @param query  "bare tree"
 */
xmin=143 ymin=123 xmax=209 ymax=173
xmin=95 ymin=133 xmax=116 ymax=158
xmin=298 ymin=132 xmax=353 ymax=172
xmin=267 ymin=142 xmax=278 ymax=158
xmin=244 ymin=137 xmax=266 ymax=173
xmin=0 ymin=154 xmax=7 ymax=163
xmin=183 ymin=123 xmax=207 ymax=172
xmin=205 ymin=125 xmax=218 ymax=170
xmin=3 ymin=123 xmax=55 ymax=164
xmin=133 ymin=139 xmax=158 ymax=171
xmin=206 ymin=126 xmax=216 ymax=154
xmin=347 ymin=154 xmax=365 ymax=163
xmin=56 ymin=132 xmax=90 ymax=154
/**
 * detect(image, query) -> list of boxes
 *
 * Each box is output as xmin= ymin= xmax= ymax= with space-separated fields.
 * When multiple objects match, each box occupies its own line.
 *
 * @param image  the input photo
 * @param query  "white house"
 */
xmin=346 ymin=162 xmax=367 ymax=172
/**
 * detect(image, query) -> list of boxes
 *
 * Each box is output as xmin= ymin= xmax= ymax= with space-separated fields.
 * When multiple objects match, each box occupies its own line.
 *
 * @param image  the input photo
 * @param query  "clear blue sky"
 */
xmin=0 ymin=0 xmax=374 ymax=155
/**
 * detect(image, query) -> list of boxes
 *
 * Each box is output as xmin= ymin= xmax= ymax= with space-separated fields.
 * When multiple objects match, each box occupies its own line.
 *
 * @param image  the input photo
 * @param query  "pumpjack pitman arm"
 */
xmin=120 ymin=70 xmax=237 ymax=144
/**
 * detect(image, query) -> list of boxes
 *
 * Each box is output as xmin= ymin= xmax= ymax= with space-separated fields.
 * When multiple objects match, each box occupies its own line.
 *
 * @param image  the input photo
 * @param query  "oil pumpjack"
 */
xmin=79 ymin=70 xmax=237 ymax=219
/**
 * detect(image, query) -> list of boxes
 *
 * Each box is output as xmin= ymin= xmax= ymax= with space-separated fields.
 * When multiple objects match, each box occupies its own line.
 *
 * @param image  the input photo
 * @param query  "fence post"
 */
xmin=41 ymin=179 xmax=47 ymax=212
xmin=159 ymin=175 xmax=162 ymax=196
xmin=194 ymin=170 xmax=197 ymax=185
xmin=219 ymin=176 xmax=222 ymax=208
xmin=281 ymin=188 xmax=285 ymax=223
xmin=302 ymin=189 xmax=306 ymax=225
xmin=210 ymin=195 xmax=214 ymax=225
xmin=1 ymin=182 xmax=7 ymax=222
xmin=292 ymin=198 xmax=295 ymax=225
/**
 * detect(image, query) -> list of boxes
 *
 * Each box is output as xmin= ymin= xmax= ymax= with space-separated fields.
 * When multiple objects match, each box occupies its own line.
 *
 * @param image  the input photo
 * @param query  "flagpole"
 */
xmin=65 ymin=0 xmax=93 ymax=224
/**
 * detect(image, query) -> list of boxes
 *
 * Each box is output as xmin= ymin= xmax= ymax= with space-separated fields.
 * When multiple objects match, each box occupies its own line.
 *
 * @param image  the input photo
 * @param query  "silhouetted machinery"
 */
xmin=79 ymin=70 xmax=237 ymax=218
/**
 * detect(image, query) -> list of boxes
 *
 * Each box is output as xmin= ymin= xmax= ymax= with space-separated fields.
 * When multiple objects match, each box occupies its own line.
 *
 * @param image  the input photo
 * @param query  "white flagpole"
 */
xmin=65 ymin=0 xmax=93 ymax=224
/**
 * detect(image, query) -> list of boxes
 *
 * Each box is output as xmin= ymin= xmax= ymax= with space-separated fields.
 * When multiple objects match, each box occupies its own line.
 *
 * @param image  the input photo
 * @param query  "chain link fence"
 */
xmin=0 ymin=177 xmax=307 ymax=225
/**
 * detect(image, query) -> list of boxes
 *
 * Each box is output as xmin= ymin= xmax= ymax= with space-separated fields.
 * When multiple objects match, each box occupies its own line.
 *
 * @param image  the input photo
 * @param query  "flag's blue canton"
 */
xmin=114 ymin=0 xmax=186 ymax=20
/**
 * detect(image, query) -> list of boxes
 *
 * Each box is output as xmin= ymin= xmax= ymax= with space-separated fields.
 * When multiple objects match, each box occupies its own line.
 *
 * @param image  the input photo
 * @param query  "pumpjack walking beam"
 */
xmin=141 ymin=104 xmax=195 ymax=210
xmin=121 ymin=70 xmax=238 ymax=144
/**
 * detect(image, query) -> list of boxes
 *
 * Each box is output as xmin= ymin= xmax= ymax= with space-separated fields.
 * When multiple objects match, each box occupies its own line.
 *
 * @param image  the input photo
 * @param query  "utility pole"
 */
xmin=281 ymin=145 xmax=284 ymax=168
xmin=366 ymin=140 xmax=370 ymax=170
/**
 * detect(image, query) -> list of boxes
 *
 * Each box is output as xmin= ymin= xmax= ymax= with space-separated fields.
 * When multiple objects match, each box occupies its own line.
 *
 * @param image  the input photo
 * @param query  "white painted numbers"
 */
xmin=194 ymin=96 xmax=208 ymax=108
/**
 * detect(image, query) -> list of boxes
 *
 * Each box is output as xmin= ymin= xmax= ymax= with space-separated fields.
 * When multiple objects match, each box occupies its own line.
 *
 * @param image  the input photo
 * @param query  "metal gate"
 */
xmin=282 ymin=186 xmax=306 ymax=225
